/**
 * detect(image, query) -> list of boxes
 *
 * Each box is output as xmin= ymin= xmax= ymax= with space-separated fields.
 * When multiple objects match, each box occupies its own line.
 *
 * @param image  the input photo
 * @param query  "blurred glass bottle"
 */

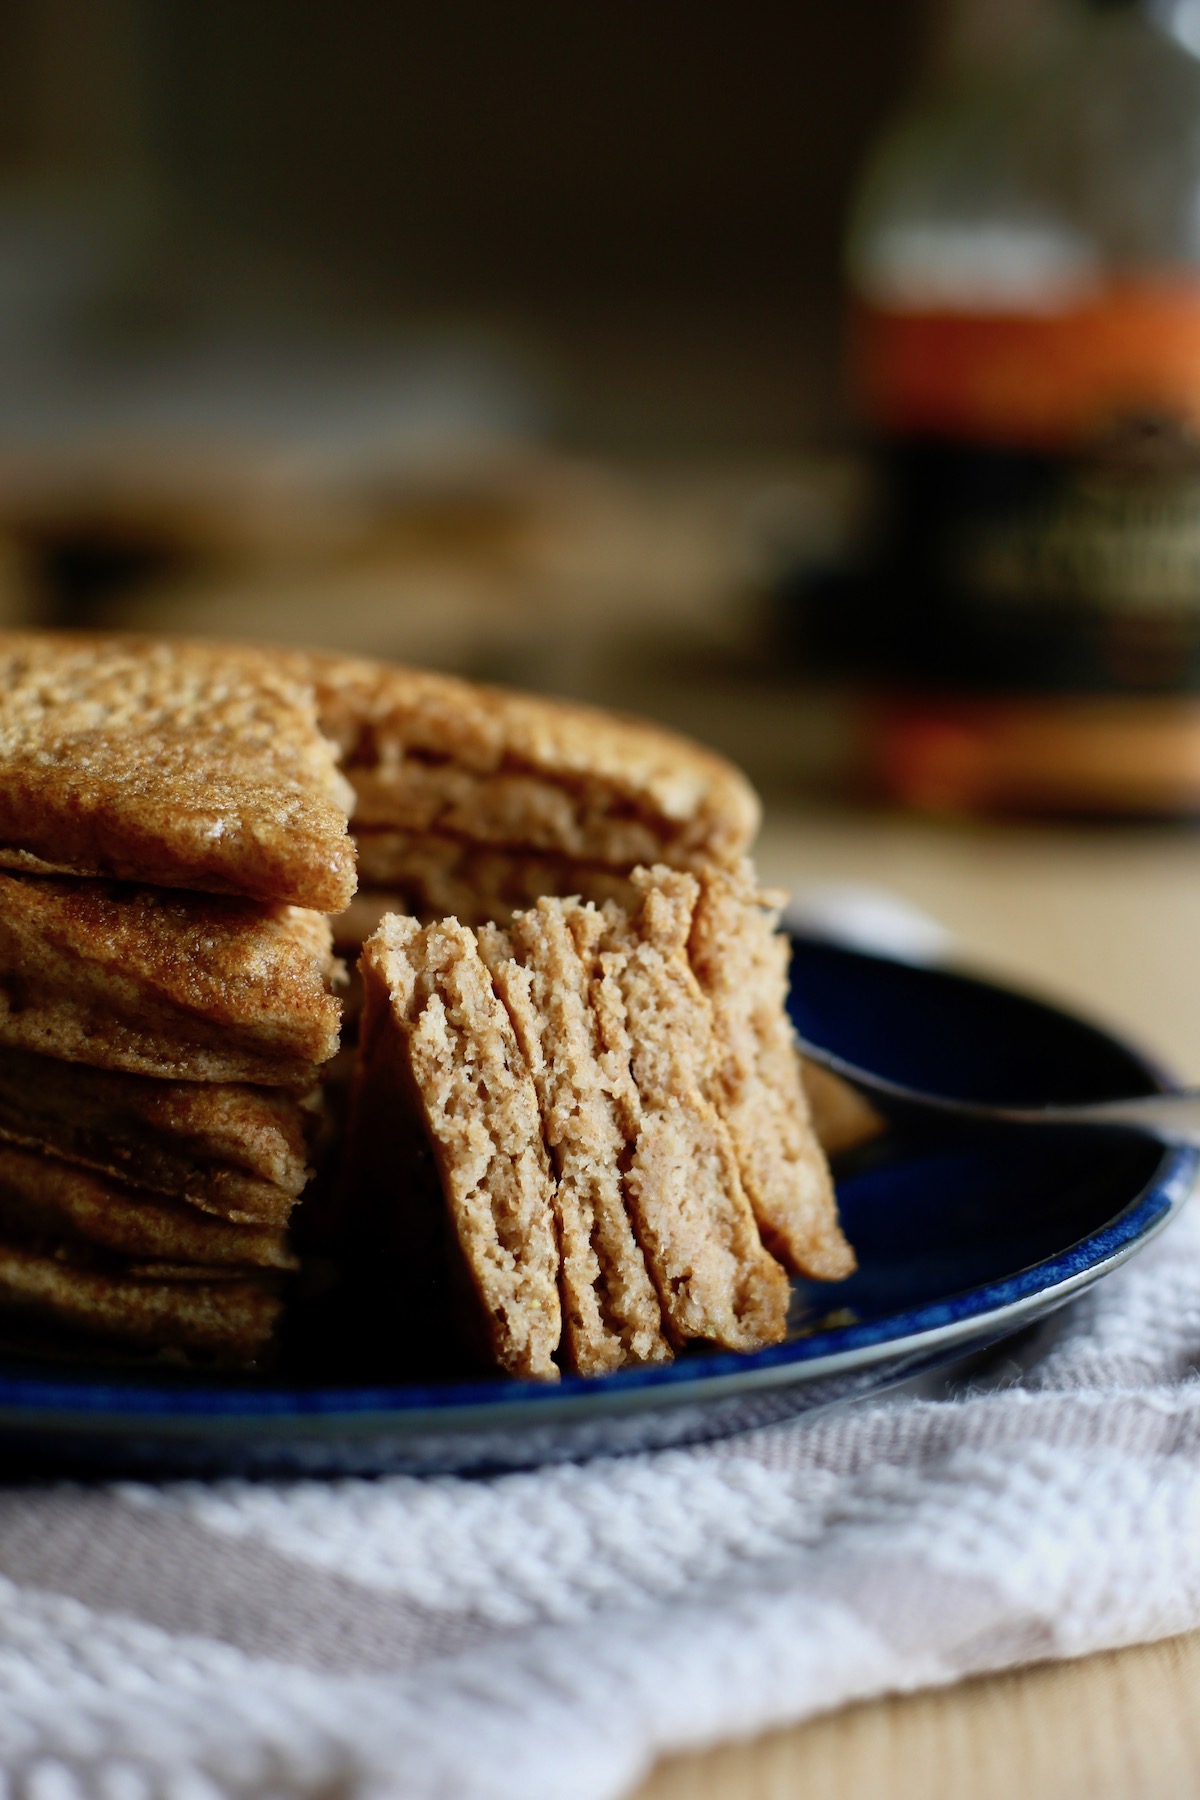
xmin=845 ymin=0 xmax=1200 ymax=814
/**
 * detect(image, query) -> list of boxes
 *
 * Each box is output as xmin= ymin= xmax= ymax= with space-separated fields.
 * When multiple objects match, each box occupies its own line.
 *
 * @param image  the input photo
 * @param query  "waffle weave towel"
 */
xmin=0 ymin=1192 xmax=1198 ymax=1800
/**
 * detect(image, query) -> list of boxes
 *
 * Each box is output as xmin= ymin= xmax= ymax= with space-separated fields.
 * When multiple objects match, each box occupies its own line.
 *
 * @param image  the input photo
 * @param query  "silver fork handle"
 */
xmin=1003 ymin=1091 xmax=1200 ymax=1148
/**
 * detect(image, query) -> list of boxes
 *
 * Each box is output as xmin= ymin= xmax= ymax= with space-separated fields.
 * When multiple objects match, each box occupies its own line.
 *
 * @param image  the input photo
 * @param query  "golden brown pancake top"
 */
xmin=0 ymin=633 xmax=356 ymax=911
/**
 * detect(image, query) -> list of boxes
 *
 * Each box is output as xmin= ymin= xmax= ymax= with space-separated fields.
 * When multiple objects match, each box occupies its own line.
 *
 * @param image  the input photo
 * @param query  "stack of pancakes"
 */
xmin=350 ymin=863 xmax=853 ymax=1380
xmin=0 ymin=630 xmax=855 ymax=1373
xmin=0 ymin=636 xmax=350 ymax=1361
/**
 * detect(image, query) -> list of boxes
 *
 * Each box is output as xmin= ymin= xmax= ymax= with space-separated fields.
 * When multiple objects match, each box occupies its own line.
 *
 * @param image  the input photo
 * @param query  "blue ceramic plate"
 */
xmin=0 ymin=936 xmax=1191 ymax=1478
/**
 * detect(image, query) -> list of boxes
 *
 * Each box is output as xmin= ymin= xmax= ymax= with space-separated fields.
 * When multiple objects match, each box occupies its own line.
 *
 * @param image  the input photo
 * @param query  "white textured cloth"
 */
xmin=0 ymin=1191 xmax=1197 ymax=1800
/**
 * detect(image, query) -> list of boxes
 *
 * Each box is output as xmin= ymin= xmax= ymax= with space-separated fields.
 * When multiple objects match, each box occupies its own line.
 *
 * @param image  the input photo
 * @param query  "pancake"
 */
xmin=0 ymin=1241 xmax=283 ymax=1361
xmin=581 ymin=877 xmax=790 ymax=1353
xmin=0 ymin=632 xmax=777 ymax=1373
xmin=479 ymin=902 xmax=669 ymax=1377
xmin=684 ymin=863 xmax=856 ymax=1281
xmin=0 ymin=629 xmax=757 ymax=905
xmin=300 ymin=649 xmax=760 ymax=870
xmin=353 ymin=914 xmax=561 ymax=1381
xmin=0 ymin=1047 xmax=309 ymax=1224
xmin=347 ymin=876 xmax=824 ymax=1373
xmin=0 ymin=633 xmax=355 ymax=910
xmin=0 ymin=1142 xmax=295 ymax=1268
xmin=0 ymin=871 xmax=340 ymax=1085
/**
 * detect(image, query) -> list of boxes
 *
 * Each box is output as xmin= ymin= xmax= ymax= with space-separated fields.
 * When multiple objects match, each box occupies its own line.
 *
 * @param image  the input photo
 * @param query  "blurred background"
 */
xmin=2 ymin=0 xmax=1200 ymax=827
xmin=0 ymin=0 xmax=964 ymax=799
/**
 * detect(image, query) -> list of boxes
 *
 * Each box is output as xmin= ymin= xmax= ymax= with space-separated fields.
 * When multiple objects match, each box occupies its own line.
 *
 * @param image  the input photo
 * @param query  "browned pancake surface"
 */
xmin=0 ymin=631 xmax=757 ymax=910
xmin=0 ymin=1143 xmax=295 ymax=1268
xmin=0 ymin=1046 xmax=308 ymax=1224
xmin=0 ymin=1241 xmax=282 ymax=1361
xmin=0 ymin=633 xmax=355 ymax=911
xmin=0 ymin=872 xmax=340 ymax=1084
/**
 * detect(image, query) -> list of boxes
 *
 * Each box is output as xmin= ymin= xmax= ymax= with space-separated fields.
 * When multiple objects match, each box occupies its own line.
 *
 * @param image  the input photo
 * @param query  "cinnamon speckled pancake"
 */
xmin=0 ymin=1143 xmax=296 ymax=1269
xmin=352 ymin=914 xmax=561 ymax=1382
xmin=0 ymin=1047 xmax=310 ymax=1224
xmin=479 ymin=902 xmax=669 ymax=1377
xmin=683 ymin=862 xmax=855 ymax=1281
xmin=299 ymin=649 xmax=760 ymax=870
xmin=0 ymin=1240 xmax=283 ymax=1361
xmin=0 ymin=633 xmax=356 ymax=910
xmin=582 ymin=874 xmax=791 ymax=1354
xmin=0 ymin=871 xmax=341 ymax=1085
xmin=0 ymin=632 xmax=758 ymax=915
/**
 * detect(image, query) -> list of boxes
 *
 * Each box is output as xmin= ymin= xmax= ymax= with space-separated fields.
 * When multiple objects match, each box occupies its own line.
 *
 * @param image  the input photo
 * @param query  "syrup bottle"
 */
xmin=846 ymin=0 xmax=1200 ymax=814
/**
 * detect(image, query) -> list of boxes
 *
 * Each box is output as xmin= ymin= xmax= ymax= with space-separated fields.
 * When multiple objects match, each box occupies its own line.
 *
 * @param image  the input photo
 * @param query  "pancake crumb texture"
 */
xmin=684 ymin=862 xmax=856 ymax=1281
xmin=353 ymin=830 xmax=638 ymax=928
xmin=355 ymin=873 xmax=846 ymax=1378
xmin=480 ymin=903 xmax=670 ymax=1377
xmin=592 ymin=875 xmax=790 ymax=1353
xmin=361 ymin=915 xmax=561 ymax=1381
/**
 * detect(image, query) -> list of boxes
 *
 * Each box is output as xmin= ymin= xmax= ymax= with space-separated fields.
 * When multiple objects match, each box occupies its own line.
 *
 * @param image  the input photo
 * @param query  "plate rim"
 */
xmin=0 ymin=938 xmax=1191 ymax=1441
xmin=0 ymin=1164 xmax=1187 ymax=1442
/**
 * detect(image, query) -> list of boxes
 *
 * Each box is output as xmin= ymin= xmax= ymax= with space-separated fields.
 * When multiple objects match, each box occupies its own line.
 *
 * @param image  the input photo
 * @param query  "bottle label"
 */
xmin=852 ymin=287 xmax=1200 ymax=694
xmin=852 ymin=285 xmax=1200 ymax=449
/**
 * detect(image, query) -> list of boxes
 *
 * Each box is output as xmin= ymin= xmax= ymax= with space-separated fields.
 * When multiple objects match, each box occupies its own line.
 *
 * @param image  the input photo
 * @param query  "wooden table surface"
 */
xmin=633 ymin=802 xmax=1200 ymax=1800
